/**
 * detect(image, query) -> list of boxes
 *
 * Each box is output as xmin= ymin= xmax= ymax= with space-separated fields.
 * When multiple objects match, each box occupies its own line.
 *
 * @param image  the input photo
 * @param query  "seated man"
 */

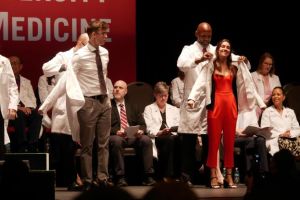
xmin=109 ymin=80 xmax=156 ymax=186
xmin=8 ymin=56 xmax=42 ymax=152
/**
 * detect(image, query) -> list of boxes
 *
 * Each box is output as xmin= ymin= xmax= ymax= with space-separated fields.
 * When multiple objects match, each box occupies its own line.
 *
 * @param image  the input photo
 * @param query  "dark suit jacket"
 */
xmin=110 ymin=99 xmax=146 ymax=135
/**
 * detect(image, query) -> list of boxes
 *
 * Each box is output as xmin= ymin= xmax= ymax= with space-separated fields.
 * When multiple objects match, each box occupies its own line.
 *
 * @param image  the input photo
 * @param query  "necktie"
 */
xmin=94 ymin=49 xmax=107 ymax=94
xmin=119 ymin=104 xmax=128 ymax=129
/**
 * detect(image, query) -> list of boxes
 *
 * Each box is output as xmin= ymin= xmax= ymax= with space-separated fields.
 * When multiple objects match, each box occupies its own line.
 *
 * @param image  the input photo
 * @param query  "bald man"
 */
xmin=109 ymin=80 xmax=155 ymax=186
xmin=177 ymin=22 xmax=250 ymax=185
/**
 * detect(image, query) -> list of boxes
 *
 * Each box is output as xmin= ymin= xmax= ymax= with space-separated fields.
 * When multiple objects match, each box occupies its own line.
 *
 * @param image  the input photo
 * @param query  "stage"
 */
xmin=55 ymin=184 xmax=247 ymax=200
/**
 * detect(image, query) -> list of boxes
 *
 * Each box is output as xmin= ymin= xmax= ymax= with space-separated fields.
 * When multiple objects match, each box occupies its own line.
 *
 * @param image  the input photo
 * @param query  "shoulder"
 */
xmin=99 ymin=46 xmax=109 ymax=54
xmin=0 ymin=55 xmax=10 ymax=66
xmin=285 ymin=107 xmax=296 ymax=114
xmin=167 ymin=103 xmax=179 ymax=111
xmin=144 ymin=103 xmax=156 ymax=110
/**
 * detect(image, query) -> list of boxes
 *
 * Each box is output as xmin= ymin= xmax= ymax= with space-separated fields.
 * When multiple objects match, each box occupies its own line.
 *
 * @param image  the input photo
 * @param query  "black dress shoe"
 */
xmin=82 ymin=182 xmax=92 ymax=191
xmin=142 ymin=177 xmax=156 ymax=186
xmin=116 ymin=177 xmax=128 ymax=187
xmin=180 ymin=175 xmax=193 ymax=186
xmin=67 ymin=182 xmax=83 ymax=191
xmin=93 ymin=178 xmax=114 ymax=188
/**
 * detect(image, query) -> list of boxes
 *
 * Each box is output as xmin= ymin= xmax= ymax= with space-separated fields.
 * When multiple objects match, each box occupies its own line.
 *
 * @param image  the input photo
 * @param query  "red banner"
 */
xmin=0 ymin=0 xmax=136 ymax=87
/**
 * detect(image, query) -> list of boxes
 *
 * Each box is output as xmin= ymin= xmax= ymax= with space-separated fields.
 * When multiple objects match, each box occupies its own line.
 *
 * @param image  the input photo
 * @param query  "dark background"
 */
xmin=136 ymin=1 xmax=298 ymax=87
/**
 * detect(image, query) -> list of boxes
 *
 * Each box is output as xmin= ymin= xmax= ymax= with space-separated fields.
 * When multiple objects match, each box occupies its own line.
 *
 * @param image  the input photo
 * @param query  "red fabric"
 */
xmin=206 ymin=74 xmax=237 ymax=168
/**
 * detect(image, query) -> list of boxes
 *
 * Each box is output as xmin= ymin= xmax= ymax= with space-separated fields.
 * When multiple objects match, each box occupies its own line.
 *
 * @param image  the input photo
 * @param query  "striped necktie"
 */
xmin=119 ymin=104 xmax=128 ymax=129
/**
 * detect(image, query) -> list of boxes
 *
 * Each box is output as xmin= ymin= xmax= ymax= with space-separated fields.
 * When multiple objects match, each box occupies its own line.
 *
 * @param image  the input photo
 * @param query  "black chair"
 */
xmin=126 ymin=81 xmax=154 ymax=114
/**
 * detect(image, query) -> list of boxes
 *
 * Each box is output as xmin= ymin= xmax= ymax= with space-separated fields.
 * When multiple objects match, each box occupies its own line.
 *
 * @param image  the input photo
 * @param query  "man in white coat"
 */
xmin=8 ymin=56 xmax=42 ymax=153
xmin=40 ymin=33 xmax=89 ymax=190
xmin=177 ymin=22 xmax=250 ymax=185
xmin=0 ymin=54 xmax=18 ymax=158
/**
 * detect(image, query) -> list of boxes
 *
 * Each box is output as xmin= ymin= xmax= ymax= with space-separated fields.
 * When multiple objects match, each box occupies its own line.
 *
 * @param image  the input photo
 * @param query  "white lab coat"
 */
xmin=188 ymin=61 xmax=266 ymax=130
xmin=41 ymin=48 xmax=75 ymax=135
xmin=251 ymin=71 xmax=281 ymax=103
xmin=0 ymin=55 xmax=19 ymax=144
xmin=261 ymin=106 xmax=300 ymax=156
xmin=39 ymin=67 xmax=85 ymax=142
xmin=143 ymin=103 xmax=180 ymax=158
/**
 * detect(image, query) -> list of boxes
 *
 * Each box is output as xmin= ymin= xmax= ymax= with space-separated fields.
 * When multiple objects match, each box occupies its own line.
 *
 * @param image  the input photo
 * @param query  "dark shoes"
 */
xmin=180 ymin=175 xmax=193 ymax=186
xmin=116 ymin=177 xmax=128 ymax=187
xmin=142 ymin=177 xmax=156 ymax=186
xmin=93 ymin=178 xmax=114 ymax=188
xmin=67 ymin=182 xmax=84 ymax=191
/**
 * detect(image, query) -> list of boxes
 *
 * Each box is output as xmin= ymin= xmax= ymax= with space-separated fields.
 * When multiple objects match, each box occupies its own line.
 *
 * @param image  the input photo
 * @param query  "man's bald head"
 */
xmin=195 ymin=22 xmax=212 ymax=47
xmin=113 ymin=80 xmax=128 ymax=102
xmin=75 ymin=33 xmax=89 ymax=51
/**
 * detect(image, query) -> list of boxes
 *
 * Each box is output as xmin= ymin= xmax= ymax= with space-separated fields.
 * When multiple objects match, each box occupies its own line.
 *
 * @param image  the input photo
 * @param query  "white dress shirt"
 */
xmin=72 ymin=43 xmax=109 ymax=97
xmin=19 ymin=75 xmax=37 ymax=109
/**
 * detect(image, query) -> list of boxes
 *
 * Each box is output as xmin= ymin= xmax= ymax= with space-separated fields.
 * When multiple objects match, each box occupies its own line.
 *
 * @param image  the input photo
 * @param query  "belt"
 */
xmin=84 ymin=94 xmax=107 ymax=100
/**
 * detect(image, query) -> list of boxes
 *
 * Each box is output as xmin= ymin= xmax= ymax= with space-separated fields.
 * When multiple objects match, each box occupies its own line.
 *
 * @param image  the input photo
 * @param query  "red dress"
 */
xmin=206 ymin=73 xmax=237 ymax=168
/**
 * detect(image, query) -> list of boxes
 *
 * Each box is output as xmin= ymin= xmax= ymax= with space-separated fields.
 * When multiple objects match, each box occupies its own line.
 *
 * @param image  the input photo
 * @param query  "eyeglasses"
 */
xmin=263 ymin=62 xmax=273 ymax=67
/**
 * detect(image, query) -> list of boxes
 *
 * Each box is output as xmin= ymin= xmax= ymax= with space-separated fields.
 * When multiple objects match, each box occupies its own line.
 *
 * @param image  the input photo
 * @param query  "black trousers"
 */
xmin=49 ymin=133 xmax=77 ymax=187
xmin=178 ymin=133 xmax=198 ymax=182
xmin=234 ymin=136 xmax=269 ymax=176
xmin=155 ymin=134 xmax=180 ymax=179
xmin=8 ymin=109 xmax=42 ymax=152
xmin=109 ymin=135 xmax=154 ymax=178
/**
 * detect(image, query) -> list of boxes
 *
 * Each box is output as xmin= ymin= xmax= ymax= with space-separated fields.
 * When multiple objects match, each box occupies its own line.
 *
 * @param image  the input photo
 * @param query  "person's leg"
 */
xmin=27 ymin=109 xmax=42 ymax=152
xmin=95 ymin=97 xmax=111 ymax=182
xmin=109 ymin=135 xmax=126 ymax=178
xmin=77 ymin=98 xmax=98 ymax=185
xmin=179 ymin=133 xmax=197 ymax=184
xmin=255 ymin=136 xmax=269 ymax=174
xmin=8 ymin=110 xmax=27 ymax=152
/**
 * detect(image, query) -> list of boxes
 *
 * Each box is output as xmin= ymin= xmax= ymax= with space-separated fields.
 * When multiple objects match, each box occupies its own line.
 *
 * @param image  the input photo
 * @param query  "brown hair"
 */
xmin=257 ymin=52 xmax=275 ymax=76
xmin=86 ymin=20 xmax=109 ymax=36
xmin=153 ymin=81 xmax=169 ymax=95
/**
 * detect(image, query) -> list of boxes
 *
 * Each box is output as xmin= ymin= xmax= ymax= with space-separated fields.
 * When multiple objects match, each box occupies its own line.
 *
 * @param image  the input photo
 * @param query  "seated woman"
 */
xmin=144 ymin=82 xmax=180 ymax=182
xmin=260 ymin=86 xmax=300 ymax=156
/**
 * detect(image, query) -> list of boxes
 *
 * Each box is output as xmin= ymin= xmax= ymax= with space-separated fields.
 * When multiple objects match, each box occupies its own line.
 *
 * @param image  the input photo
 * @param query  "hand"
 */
xmin=18 ymin=106 xmax=32 ymax=115
xmin=195 ymin=52 xmax=213 ymax=64
xmin=238 ymin=55 xmax=248 ymax=64
xmin=116 ymin=130 xmax=126 ymax=138
xmin=157 ymin=128 xmax=171 ymax=136
xmin=8 ymin=109 xmax=17 ymax=120
xmin=187 ymin=99 xmax=195 ymax=109
xmin=38 ymin=109 xmax=44 ymax=115
xmin=280 ymin=130 xmax=291 ymax=138
xmin=135 ymin=129 xmax=144 ymax=138
xmin=236 ymin=129 xmax=247 ymax=137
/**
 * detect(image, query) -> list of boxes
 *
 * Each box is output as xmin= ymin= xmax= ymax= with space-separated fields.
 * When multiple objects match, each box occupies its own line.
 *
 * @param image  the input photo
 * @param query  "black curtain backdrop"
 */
xmin=136 ymin=1 xmax=298 ymax=87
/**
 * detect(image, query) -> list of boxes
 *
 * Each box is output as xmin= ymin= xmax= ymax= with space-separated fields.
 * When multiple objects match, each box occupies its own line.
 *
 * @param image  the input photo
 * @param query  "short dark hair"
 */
xmin=86 ymin=20 xmax=109 ymax=36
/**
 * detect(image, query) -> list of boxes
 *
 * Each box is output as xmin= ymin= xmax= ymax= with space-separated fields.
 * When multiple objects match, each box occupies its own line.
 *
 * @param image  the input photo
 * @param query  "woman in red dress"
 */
xmin=188 ymin=39 xmax=239 ymax=188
